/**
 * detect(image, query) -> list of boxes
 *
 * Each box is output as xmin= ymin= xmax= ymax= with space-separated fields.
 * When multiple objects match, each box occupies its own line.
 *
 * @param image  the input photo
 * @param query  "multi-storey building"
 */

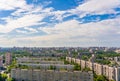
xmin=75 ymin=58 xmax=81 ymax=65
xmin=114 ymin=57 xmax=120 ymax=62
xmin=5 ymin=53 xmax=12 ymax=65
xmin=93 ymin=63 xmax=103 ymax=75
xmin=81 ymin=60 xmax=86 ymax=69
xmin=0 ymin=56 xmax=3 ymax=68
xmin=86 ymin=61 xmax=93 ymax=70
xmin=108 ymin=67 xmax=116 ymax=80
xmin=11 ymin=69 xmax=93 ymax=81
xmin=103 ymin=65 xmax=109 ymax=78
xmin=66 ymin=57 xmax=120 ymax=81
xmin=115 ymin=49 xmax=120 ymax=53
xmin=115 ymin=67 xmax=120 ymax=81
xmin=71 ymin=58 xmax=76 ymax=63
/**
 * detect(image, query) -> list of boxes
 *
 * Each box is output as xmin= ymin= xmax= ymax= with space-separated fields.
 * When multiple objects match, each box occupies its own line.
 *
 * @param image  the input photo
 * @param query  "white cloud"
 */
xmin=6 ymin=16 xmax=119 ymax=47
xmin=78 ymin=0 xmax=119 ymax=12
xmin=0 ymin=0 xmax=120 ymax=47
xmin=38 ymin=0 xmax=120 ymax=21
xmin=69 ymin=0 xmax=120 ymax=17
xmin=0 ymin=14 xmax=44 ymax=33
xmin=0 ymin=0 xmax=54 ymax=33
xmin=41 ymin=19 xmax=117 ymax=38
xmin=24 ymin=27 xmax=38 ymax=33
xmin=1 ymin=15 xmax=120 ymax=47
xmin=0 ymin=0 xmax=32 ymax=10
xmin=16 ymin=30 xmax=28 ymax=34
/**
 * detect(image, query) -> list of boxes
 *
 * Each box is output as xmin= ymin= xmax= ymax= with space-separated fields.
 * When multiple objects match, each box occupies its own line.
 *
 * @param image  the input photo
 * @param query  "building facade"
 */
xmin=11 ymin=69 xmax=93 ymax=81
xmin=66 ymin=57 xmax=120 ymax=81
xmin=5 ymin=53 xmax=12 ymax=65
xmin=0 ymin=56 xmax=3 ymax=68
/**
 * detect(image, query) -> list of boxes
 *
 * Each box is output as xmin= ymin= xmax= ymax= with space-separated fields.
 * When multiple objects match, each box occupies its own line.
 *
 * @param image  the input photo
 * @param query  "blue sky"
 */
xmin=0 ymin=0 xmax=120 ymax=47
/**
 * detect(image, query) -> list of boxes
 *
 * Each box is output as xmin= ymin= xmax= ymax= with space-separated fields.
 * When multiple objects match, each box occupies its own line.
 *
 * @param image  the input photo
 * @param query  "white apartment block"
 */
xmin=11 ymin=69 xmax=93 ymax=81
xmin=86 ymin=61 xmax=93 ymax=70
xmin=75 ymin=59 xmax=81 ymax=65
xmin=108 ymin=67 xmax=116 ymax=80
xmin=114 ymin=57 xmax=120 ymax=62
xmin=66 ymin=57 xmax=120 ymax=81
xmin=17 ymin=58 xmax=64 ymax=64
xmin=66 ymin=57 xmax=72 ymax=63
xmin=93 ymin=63 xmax=103 ymax=75
xmin=80 ymin=60 xmax=86 ymax=69
xmin=103 ymin=65 xmax=110 ymax=78
xmin=115 ymin=67 xmax=120 ymax=81
xmin=18 ymin=63 xmax=74 ymax=70
xmin=71 ymin=58 xmax=76 ymax=63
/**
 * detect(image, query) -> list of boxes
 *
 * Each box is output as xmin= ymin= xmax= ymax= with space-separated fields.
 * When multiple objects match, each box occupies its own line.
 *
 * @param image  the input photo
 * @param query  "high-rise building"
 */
xmin=5 ymin=53 xmax=12 ymax=65
xmin=0 ymin=56 xmax=3 ymax=68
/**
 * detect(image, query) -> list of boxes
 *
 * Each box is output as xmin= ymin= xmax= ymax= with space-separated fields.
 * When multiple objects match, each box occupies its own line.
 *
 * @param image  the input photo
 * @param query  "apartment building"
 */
xmin=11 ymin=69 xmax=93 ymax=81
xmin=5 ymin=53 xmax=12 ymax=65
xmin=93 ymin=63 xmax=103 ymax=75
xmin=108 ymin=67 xmax=116 ymax=80
xmin=66 ymin=57 xmax=120 ymax=81
xmin=71 ymin=58 xmax=76 ymax=63
xmin=86 ymin=61 xmax=93 ymax=70
xmin=103 ymin=65 xmax=109 ymax=78
xmin=81 ymin=60 xmax=86 ymax=69
xmin=66 ymin=57 xmax=72 ymax=63
xmin=75 ymin=58 xmax=81 ymax=65
xmin=115 ymin=67 xmax=120 ymax=81
xmin=0 ymin=56 xmax=3 ymax=68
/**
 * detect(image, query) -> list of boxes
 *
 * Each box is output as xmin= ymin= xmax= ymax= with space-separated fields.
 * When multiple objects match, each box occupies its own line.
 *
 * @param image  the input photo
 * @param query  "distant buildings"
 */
xmin=114 ymin=57 xmax=120 ymax=62
xmin=115 ymin=49 xmax=120 ymax=53
xmin=89 ymin=54 xmax=96 ymax=62
xmin=5 ymin=53 xmax=12 ymax=65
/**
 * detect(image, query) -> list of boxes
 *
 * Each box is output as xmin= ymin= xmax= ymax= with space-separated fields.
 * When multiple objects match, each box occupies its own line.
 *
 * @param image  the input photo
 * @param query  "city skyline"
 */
xmin=0 ymin=0 xmax=120 ymax=47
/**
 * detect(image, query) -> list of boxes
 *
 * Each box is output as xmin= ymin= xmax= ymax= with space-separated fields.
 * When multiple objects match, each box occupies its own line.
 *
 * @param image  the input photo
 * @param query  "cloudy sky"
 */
xmin=0 ymin=0 xmax=120 ymax=47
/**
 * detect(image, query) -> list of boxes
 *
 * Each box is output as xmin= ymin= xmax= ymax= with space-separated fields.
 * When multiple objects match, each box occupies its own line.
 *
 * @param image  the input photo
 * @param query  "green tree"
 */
xmin=7 ymin=78 xmax=15 ymax=81
xmin=0 ymin=73 xmax=7 ymax=81
xmin=96 ymin=75 xmax=108 ymax=81
xmin=73 ymin=64 xmax=81 ymax=71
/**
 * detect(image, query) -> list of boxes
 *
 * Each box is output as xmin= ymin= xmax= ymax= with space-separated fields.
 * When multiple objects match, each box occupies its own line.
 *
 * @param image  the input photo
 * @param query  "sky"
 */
xmin=0 ymin=0 xmax=120 ymax=47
